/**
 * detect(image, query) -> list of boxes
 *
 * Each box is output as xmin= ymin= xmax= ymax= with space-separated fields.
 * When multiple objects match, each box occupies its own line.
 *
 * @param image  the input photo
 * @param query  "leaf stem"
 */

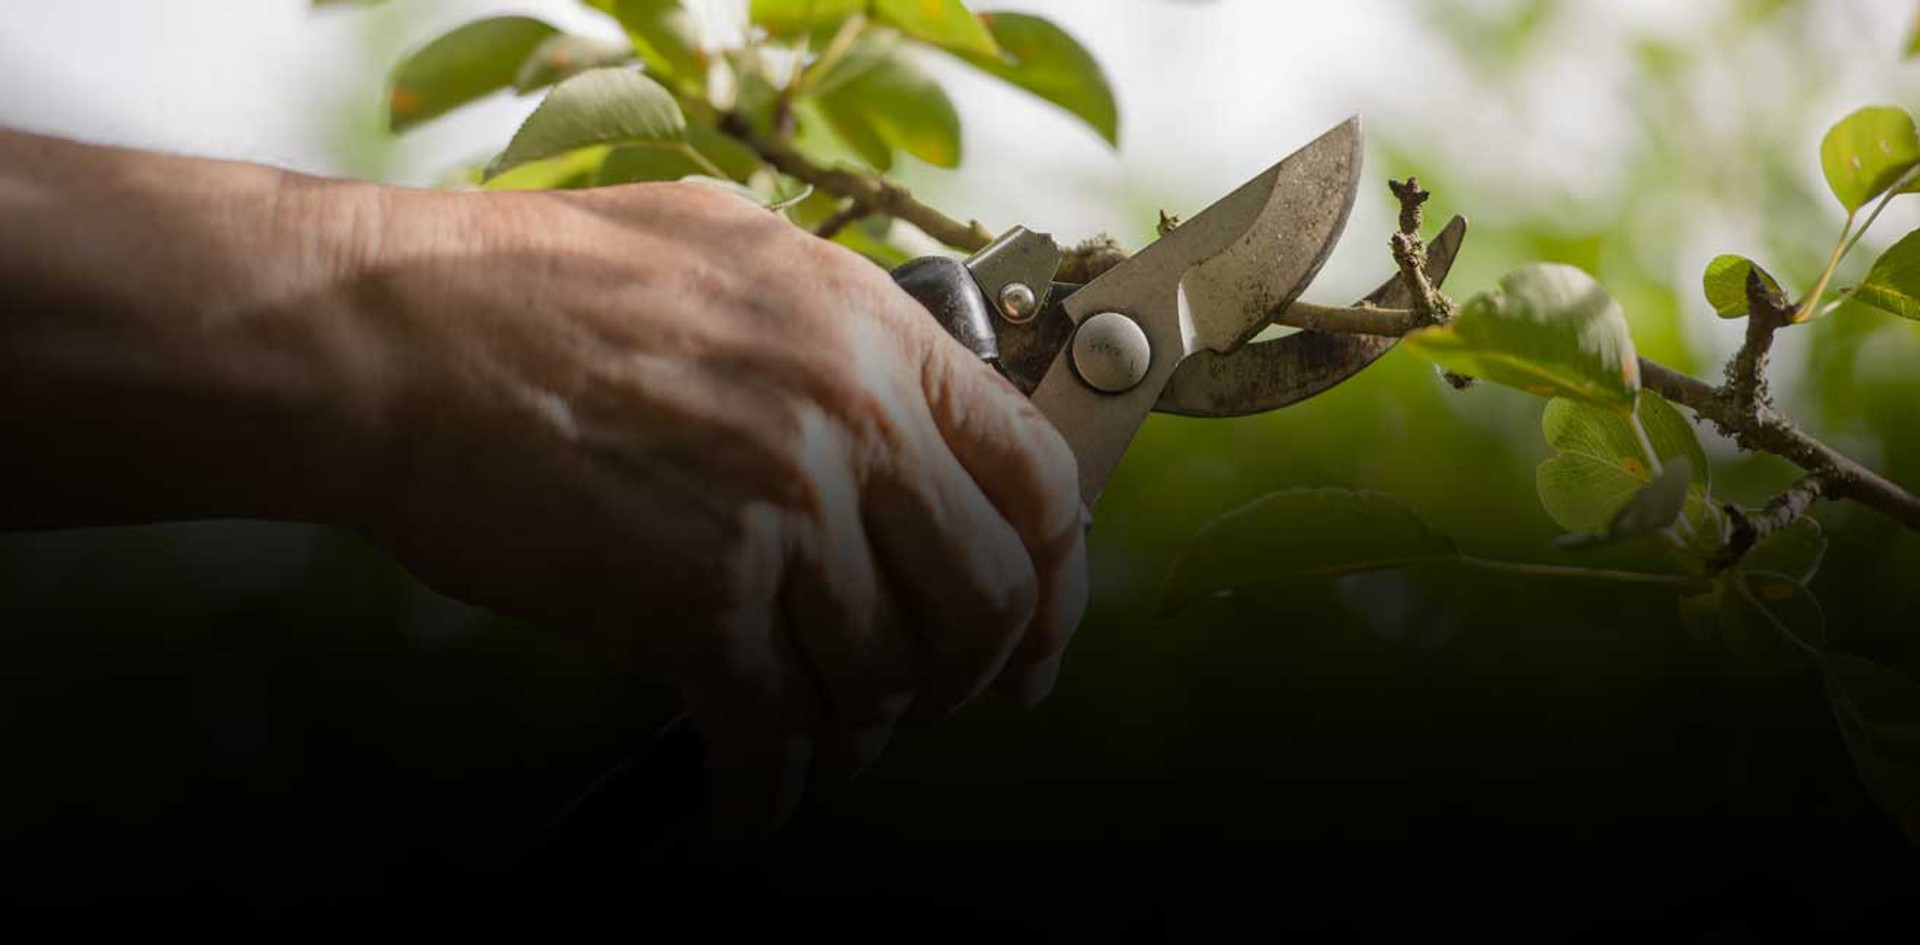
xmin=1814 ymin=165 xmax=1920 ymax=319
xmin=1837 ymin=163 xmax=1920 ymax=263
xmin=1627 ymin=410 xmax=1665 ymax=478
xmin=1458 ymin=556 xmax=1709 ymax=592
xmin=676 ymin=142 xmax=727 ymax=180
xmin=1796 ymin=210 xmax=1856 ymax=323
xmin=792 ymin=13 xmax=868 ymax=101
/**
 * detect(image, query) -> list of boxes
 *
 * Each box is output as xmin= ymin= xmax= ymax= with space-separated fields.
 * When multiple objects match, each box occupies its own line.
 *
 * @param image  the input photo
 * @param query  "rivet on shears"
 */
xmin=1071 ymin=311 xmax=1152 ymax=394
xmin=997 ymin=282 xmax=1038 ymax=324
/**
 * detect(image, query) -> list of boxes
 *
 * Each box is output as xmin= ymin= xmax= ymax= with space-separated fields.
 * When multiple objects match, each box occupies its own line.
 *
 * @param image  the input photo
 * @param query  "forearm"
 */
xmin=0 ymin=129 xmax=402 ymax=531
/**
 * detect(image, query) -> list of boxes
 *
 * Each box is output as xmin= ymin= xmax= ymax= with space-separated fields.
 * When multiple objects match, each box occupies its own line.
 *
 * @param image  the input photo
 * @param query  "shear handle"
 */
xmin=890 ymin=255 xmax=1001 ymax=363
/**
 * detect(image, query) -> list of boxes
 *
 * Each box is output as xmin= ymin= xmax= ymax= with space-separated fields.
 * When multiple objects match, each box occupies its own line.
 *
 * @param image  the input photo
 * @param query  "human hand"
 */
xmin=352 ymin=181 xmax=1089 ymax=832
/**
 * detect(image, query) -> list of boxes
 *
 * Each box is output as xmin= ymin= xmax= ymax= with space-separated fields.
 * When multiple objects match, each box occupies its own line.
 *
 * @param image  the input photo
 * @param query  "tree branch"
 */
xmin=1712 ymin=472 xmax=1838 ymax=570
xmin=717 ymin=143 xmax=1920 ymax=537
xmin=718 ymin=114 xmax=995 ymax=252
xmin=1723 ymin=266 xmax=1792 ymax=422
xmin=1635 ymin=360 xmax=1919 ymax=531
xmin=1387 ymin=178 xmax=1456 ymax=326
xmin=1385 ymin=178 xmax=1471 ymax=389
xmin=1269 ymin=303 xmax=1920 ymax=533
xmin=1377 ymin=179 xmax=1920 ymax=536
xmin=1275 ymin=301 xmax=1423 ymax=336
xmin=812 ymin=200 xmax=867 ymax=240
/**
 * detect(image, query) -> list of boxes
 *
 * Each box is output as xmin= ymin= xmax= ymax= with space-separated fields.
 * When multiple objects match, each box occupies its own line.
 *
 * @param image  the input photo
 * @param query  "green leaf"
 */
xmin=1824 ymin=654 xmax=1920 ymax=819
xmin=1701 ymin=254 xmax=1784 ymax=319
xmin=605 ymin=0 xmax=708 ymax=86
xmin=960 ymin=12 xmax=1117 ymax=146
xmin=724 ymin=49 xmax=784 ymax=132
xmin=749 ymin=0 xmax=866 ymax=37
xmin=1722 ymin=570 xmax=1826 ymax=670
xmin=807 ymin=25 xmax=900 ymax=95
xmin=688 ymin=125 xmax=766 ymax=181
xmin=1403 ymin=263 xmax=1640 ymax=410
xmin=485 ymin=68 xmax=686 ymax=181
xmin=1557 ymin=458 xmax=1695 ymax=549
xmin=815 ymin=47 xmax=962 ymax=169
xmin=1536 ymin=394 xmax=1723 ymax=556
xmin=1160 ymin=489 xmax=1459 ymax=615
xmin=1909 ymin=9 xmax=1920 ymax=59
xmin=1819 ymin=105 xmax=1920 ymax=213
xmin=513 ymin=34 xmax=636 ymax=93
xmin=819 ymin=102 xmax=896 ymax=171
xmin=873 ymin=0 xmax=999 ymax=58
xmin=481 ymin=145 xmax=613 ymax=191
xmin=596 ymin=143 xmax=715 ymax=185
xmin=1538 ymin=393 xmax=1710 ymax=530
xmin=1742 ymin=517 xmax=1827 ymax=584
xmin=834 ymin=222 xmax=914 ymax=267
xmin=790 ymin=99 xmax=876 ymax=170
xmin=570 ymin=116 xmax=760 ymax=189
xmin=389 ymin=16 xmax=561 ymax=132
xmin=1850 ymin=228 xmax=1920 ymax=321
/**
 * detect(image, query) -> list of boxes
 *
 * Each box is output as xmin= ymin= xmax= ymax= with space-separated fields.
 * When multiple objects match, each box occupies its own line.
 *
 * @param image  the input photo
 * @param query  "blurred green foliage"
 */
xmin=7 ymin=0 xmax=1920 ymax=926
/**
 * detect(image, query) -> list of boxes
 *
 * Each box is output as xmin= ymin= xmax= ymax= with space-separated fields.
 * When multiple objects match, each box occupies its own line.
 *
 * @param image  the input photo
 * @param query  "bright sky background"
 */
xmin=1 ymin=0 xmax=1915 ymax=303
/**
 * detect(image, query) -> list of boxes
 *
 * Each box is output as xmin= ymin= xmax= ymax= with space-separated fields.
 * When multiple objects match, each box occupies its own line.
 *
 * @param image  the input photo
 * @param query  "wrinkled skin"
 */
xmin=367 ymin=183 xmax=1091 ymax=831
xmin=0 ymin=129 xmax=1089 ymax=835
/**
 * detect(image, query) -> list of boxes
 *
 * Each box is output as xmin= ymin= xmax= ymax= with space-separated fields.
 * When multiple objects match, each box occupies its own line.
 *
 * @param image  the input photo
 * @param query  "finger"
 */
xmin=863 ymin=407 xmax=1039 ymax=719
xmin=780 ymin=425 xmax=917 ymax=781
xmin=995 ymin=515 xmax=1089 ymax=706
xmin=682 ymin=635 xmax=817 ymax=842
xmin=680 ymin=511 xmax=819 ymax=840
xmin=917 ymin=338 xmax=1090 ymax=707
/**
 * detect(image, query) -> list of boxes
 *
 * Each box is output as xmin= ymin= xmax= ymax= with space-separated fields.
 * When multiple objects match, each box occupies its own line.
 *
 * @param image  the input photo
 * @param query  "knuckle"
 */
xmin=933 ymin=553 xmax=1038 ymax=696
xmin=1012 ymin=411 xmax=1084 ymax=536
xmin=814 ymin=368 xmax=892 ymax=431
xmin=984 ymin=551 xmax=1042 ymax=643
xmin=915 ymin=335 xmax=965 ymax=415
xmin=799 ymin=351 xmax=916 ymax=466
xmin=693 ymin=512 xmax=789 ymax=679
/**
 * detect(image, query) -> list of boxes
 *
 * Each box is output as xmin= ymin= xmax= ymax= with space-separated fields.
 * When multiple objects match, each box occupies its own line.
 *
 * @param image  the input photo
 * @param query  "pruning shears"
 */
xmin=536 ymin=116 xmax=1468 ymax=864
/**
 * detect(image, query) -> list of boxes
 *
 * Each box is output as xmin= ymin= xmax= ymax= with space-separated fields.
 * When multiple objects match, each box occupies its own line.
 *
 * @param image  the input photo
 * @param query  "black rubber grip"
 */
xmin=890 ymin=255 xmax=1000 ymax=362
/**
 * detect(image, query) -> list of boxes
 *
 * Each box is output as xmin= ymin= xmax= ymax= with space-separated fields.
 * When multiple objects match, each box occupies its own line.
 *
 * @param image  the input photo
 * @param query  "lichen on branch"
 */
xmin=1713 ymin=472 xmax=1838 ymax=570
xmin=1723 ymin=265 xmax=1793 ymax=422
xmin=1386 ymin=178 xmax=1456 ymax=327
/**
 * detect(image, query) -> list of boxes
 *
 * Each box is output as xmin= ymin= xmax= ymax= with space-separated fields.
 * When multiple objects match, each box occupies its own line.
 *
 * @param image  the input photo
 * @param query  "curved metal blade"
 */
xmin=1155 ymin=214 xmax=1468 ymax=418
xmin=1058 ymin=117 xmax=1364 ymax=354
xmin=1026 ymin=117 xmax=1365 ymax=501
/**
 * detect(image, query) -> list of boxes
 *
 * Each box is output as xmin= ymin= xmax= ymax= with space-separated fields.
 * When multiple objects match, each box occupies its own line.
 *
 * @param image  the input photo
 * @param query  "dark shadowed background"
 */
xmin=3 ymin=0 xmax=1919 ymax=937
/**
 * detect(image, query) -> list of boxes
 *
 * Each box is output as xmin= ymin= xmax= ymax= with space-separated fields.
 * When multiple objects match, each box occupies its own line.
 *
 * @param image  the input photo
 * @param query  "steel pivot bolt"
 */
xmin=998 ymin=282 xmax=1039 ymax=324
xmin=1071 ymin=312 xmax=1152 ymax=393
